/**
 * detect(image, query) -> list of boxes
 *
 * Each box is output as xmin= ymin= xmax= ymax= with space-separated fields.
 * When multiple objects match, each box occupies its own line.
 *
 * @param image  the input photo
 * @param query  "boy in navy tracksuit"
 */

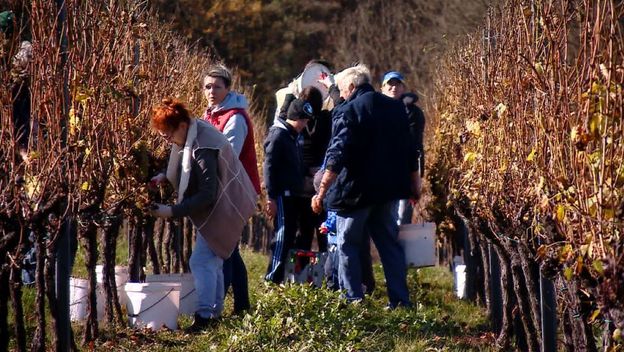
xmin=263 ymin=99 xmax=314 ymax=283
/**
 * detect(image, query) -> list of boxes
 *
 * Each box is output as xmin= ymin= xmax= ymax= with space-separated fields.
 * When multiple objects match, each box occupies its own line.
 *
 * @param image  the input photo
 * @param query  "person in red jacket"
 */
xmin=202 ymin=64 xmax=260 ymax=315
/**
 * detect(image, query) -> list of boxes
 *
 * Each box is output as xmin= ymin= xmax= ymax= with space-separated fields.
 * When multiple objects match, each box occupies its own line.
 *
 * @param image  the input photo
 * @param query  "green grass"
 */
xmin=71 ymin=229 xmax=130 ymax=279
xmin=9 ymin=248 xmax=494 ymax=351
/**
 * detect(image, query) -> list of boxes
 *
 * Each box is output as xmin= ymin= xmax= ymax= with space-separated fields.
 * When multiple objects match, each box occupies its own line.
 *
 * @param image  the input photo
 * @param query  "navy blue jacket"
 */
xmin=402 ymin=93 xmax=426 ymax=177
xmin=324 ymin=83 xmax=415 ymax=212
xmin=263 ymin=119 xmax=305 ymax=199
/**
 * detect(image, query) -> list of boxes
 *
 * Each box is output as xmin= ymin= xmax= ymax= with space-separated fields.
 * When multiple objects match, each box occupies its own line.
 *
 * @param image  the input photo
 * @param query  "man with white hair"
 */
xmin=312 ymin=64 xmax=421 ymax=308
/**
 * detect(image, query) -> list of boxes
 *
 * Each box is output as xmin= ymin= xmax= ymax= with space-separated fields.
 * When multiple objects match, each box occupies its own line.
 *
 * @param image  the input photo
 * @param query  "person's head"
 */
xmin=203 ymin=64 xmax=232 ymax=107
xmin=381 ymin=71 xmax=407 ymax=99
xmin=334 ymin=64 xmax=371 ymax=100
xmin=299 ymin=86 xmax=323 ymax=117
xmin=151 ymin=98 xmax=191 ymax=147
xmin=286 ymin=98 xmax=314 ymax=132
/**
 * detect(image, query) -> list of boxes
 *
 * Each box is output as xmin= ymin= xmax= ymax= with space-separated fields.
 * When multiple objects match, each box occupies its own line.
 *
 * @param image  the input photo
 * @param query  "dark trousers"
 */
xmin=360 ymin=236 xmax=376 ymax=294
xmin=294 ymin=196 xmax=327 ymax=252
xmin=265 ymin=196 xmax=298 ymax=284
xmin=223 ymin=245 xmax=250 ymax=313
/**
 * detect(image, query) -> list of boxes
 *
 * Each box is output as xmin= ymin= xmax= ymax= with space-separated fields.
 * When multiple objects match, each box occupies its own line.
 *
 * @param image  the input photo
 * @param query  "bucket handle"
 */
xmin=179 ymin=288 xmax=196 ymax=301
xmin=69 ymin=294 xmax=88 ymax=306
xmin=127 ymin=288 xmax=175 ymax=318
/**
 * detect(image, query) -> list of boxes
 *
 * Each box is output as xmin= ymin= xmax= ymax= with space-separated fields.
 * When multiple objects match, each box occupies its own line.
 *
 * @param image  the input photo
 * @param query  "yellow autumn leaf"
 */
xmin=526 ymin=148 xmax=537 ymax=162
xmin=603 ymin=208 xmax=615 ymax=220
xmin=616 ymin=166 xmax=624 ymax=187
xmin=563 ymin=267 xmax=573 ymax=280
xmin=494 ymin=103 xmax=507 ymax=118
xmin=498 ymin=162 xmax=507 ymax=173
xmin=587 ymin=195 xmax=598 ymax=217
xmin=588 ymin=112 xmax=606 ymax=138
xmin=591 ymin=82 xmax=604 ymax=94
xmin=74 ymin=88 xmax=91 ymax=103
xmin=570 ymin=126 xmax=578 ymax=142
xmin=534 ymin=62 xmax=544 ymax=74
xmin=69 ymin=108 xmax=80 ymax=136
xmin=464 ymin=152 xmax=478 ymax=163
xmin=592 ymin=260 xmax=604 ymax=276
xmin=559 ymin=243 xmax=573 ymax=263
xmin=574 ymin=257 xmax=583 ymax=275
xmin=588 ymin=309 xmax=601 ymax=323
xmin=465 ymin=120 xmax=481 ymax=137
xmin=556 ymin=204 xmax=565 ymax=222
xmin=81 ymin=181 xmax=90 ymax=191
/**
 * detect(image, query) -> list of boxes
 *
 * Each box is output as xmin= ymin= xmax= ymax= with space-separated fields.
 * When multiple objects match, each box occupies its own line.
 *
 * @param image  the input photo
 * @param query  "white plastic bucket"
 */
xmin=125 ymin=282 xmax=181 ymax=330
xmin=95 ymin=265 xmax=129 ymax=305
xmin=145 ymin=273 xmax=197 ymax=316
xmin=69 ymin=277 xmax=104 ymax=321
xmin=454 ymin=264 xmax=467 ymax=299
xmin=398 ymin=222 xmax=437 ymax=268
xmin=296 ymin=62 xmax=331 ymax=100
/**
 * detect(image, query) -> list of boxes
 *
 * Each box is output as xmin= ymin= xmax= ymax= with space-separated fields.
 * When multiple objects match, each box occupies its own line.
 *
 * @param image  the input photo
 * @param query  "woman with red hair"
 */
xmin=149 ymin=98 xmax=257 ymax=332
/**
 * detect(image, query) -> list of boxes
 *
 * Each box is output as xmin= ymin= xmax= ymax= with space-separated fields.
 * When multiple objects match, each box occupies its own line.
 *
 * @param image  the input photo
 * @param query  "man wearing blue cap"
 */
xmin=381 ymin=71 xmax=407 ymax=99
xmin=381 ymin=71 xmax=426 ymax=225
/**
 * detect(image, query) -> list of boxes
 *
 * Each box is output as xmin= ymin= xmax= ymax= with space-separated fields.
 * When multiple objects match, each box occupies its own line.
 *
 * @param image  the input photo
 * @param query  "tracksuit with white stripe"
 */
xmin=263 ymin=118 xmax=305 ymax=283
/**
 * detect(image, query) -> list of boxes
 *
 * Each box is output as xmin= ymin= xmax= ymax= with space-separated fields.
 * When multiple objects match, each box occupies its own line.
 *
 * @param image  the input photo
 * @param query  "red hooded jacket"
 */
xmin=204 ymin=107 xmax=261 ymax=195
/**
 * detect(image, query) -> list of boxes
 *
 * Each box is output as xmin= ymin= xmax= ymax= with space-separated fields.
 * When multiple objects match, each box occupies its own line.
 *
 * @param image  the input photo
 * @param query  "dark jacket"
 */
xmin=167 ymin=119 xmax=258 ymax=259
xmin=324 ymin=83 xmax=416 ymax=212
xmin=171 ymin=148 xmax=218 ymax=218
xmin=402 ymin=93 xmax=426 ymax=176
xmin=301 ymin=110 xmax=332 ymax=170
xmin=263 ymin=119 xmax=305 ymax=199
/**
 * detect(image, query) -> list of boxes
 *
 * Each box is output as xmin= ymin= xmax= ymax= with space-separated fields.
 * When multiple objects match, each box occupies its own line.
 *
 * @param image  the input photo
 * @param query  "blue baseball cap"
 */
xmin=382 ymin=71 xmax=405 ymax=85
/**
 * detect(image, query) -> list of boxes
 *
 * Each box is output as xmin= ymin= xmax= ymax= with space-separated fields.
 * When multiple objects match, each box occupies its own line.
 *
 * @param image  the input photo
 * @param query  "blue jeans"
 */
xmin=336 ymin=201 xmax=411 ymax=307
xmin=189 ymin=233 xmax=224 ymax=319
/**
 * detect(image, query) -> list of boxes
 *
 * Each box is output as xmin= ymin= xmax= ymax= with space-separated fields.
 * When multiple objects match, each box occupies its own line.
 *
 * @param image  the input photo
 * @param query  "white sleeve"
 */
xmin=222 ymin=113 xmax=248 ymax=157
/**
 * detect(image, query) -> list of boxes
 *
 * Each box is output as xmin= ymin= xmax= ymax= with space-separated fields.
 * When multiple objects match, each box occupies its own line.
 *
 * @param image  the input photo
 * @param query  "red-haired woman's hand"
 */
xmin=150 ymin=203 xmax=172 ymax=218
xmin=148 ymin=173 xmax=167 ymax=189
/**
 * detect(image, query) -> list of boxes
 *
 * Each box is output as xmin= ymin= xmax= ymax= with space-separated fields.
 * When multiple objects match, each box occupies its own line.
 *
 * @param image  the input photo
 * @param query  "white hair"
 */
xmin=334 ymin=64 xmax=371 ymax=91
